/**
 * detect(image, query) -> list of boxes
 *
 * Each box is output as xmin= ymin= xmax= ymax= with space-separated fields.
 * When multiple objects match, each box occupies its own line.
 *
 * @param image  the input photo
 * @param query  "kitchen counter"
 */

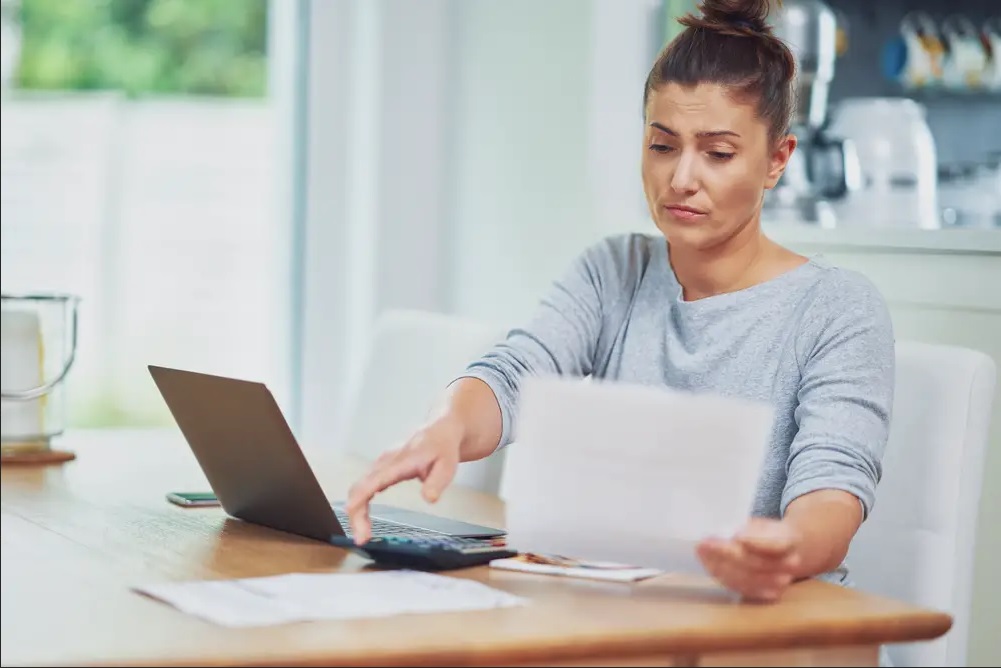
xmin=764 ymin=221 xmax=1001 ymax=255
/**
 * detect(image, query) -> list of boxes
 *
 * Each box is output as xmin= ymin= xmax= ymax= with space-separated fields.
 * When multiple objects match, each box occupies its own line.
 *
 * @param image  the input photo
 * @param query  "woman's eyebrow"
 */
xmin=649 ymin=122 xmax=740 ymax=139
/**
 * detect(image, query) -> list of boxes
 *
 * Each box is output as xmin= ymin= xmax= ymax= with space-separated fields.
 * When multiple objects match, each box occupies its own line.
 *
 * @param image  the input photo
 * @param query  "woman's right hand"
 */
xmin=344 ymin=416 xmax=465 ymax=544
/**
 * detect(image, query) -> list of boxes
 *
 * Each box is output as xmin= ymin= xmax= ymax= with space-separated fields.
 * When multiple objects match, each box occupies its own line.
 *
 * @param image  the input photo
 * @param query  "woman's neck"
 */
xmin=669 ymin=219 xmax=784 ymax=301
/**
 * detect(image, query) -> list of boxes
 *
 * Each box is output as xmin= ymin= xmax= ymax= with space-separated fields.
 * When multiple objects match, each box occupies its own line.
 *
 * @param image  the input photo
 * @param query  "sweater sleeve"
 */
xmin=458 ymin=234 xmax=643 ymax=449
xmin=782 ymin=270 xmax=896 ymax=519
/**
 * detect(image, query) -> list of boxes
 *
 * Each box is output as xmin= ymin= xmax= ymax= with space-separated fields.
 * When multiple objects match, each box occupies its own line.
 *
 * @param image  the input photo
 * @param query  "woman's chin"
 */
xmin=654 ymin=218 xmax=719 ymax=249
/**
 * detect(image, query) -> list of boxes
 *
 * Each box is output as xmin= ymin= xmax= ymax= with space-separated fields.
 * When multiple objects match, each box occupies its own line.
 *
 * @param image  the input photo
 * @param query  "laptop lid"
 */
xmin=148 ymin=365 xmax=343 ymax=541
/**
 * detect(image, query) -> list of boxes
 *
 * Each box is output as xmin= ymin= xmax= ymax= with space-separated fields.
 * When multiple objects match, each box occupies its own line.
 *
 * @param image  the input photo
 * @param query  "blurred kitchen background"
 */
xmin=0 ymin=0 xmax=998 ymax=664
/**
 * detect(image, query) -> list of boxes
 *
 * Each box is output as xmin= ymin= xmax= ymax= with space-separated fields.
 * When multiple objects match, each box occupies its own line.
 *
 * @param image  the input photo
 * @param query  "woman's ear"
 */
xmin=764 ymin=134 xmax=797 ymax=189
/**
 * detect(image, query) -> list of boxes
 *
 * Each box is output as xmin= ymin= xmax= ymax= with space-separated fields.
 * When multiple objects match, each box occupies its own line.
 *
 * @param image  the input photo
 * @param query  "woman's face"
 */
xmin=642 ymin=82 xmax=794 ymax=251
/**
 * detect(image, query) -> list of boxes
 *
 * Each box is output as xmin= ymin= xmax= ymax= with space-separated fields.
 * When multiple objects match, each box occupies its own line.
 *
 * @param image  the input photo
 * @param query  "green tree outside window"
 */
xmin=14 ymin=0 xmax=268 ymax=97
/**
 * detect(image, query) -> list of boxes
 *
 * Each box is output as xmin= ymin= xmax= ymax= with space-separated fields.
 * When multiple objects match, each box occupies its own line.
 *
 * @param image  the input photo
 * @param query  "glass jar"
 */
xmin=1 ymin=293 xmax=80 ymax=452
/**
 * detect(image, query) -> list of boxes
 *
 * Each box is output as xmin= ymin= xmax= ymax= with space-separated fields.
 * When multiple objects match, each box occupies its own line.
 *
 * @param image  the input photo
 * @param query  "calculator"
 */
xmin=330 ymin=534 xmax=518 ymax=571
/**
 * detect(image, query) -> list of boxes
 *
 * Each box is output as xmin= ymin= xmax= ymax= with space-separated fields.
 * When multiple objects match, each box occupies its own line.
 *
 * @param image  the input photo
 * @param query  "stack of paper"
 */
xmin=135 ymin=570 xmax=526 ymax=627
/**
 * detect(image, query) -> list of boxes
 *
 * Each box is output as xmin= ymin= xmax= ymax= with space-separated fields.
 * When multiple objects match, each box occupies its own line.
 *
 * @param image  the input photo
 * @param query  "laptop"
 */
xmin=148 ymin=365 xmax=505 ymax=543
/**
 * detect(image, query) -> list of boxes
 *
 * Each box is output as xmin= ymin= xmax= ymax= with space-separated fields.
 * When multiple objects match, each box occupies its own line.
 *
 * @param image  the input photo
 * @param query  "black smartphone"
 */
xmin=165 ymin=491 xmax=220 ymax=508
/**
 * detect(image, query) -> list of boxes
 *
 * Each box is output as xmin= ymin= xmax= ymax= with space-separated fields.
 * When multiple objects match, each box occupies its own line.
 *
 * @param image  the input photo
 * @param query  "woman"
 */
xmin=346 ymin=0 xmax=894 ymax=604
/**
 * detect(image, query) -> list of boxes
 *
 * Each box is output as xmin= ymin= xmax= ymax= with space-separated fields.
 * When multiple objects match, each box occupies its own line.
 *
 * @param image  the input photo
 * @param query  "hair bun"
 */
xmin=682 ymin=0 xmax=777 ymax=35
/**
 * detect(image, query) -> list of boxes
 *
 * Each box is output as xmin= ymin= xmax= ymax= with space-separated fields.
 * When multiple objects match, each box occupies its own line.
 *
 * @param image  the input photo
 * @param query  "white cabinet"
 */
xmin=768 ymin=223 xmax=1001 ymax=667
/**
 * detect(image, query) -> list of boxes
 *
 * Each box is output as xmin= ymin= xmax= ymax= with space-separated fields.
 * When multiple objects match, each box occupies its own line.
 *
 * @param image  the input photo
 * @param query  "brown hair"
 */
xmin=643 ymin=0 xmax=797 ymax=142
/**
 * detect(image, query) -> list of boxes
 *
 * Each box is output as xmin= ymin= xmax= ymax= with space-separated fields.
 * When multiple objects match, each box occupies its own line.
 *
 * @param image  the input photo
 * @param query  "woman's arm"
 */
xmin=696 ymin=488 xmax=862 ymax=601
xmin=429 ymin=377 xmax=505 ymax=464
xmin=698 ymin=270 xmax=895 ymax=600
xmin=782 ymin=488 xmax=863 ymax=578
xmin=458 ymin=235 xmax=647 ymax=450
xmin=781 ymin=273 xmax=895 ymax=522
xmin=346 ymin=235 xmax=644 ymax=543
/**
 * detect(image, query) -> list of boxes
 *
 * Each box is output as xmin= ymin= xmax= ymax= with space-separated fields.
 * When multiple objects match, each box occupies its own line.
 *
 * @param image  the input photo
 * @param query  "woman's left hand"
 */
xmin=696 ymin=517 xmax=804 ymax=602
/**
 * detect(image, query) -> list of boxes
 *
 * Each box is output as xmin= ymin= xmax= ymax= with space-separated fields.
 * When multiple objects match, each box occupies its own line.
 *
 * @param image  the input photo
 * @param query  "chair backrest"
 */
xmin=337 ymin=309 xmax=509 ymax=494
xmin=848 ymin=341 xmax=996 ymax=667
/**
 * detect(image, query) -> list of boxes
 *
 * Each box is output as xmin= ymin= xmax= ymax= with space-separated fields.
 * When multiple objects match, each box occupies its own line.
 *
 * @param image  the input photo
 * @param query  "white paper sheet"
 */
xmin=504 ymin=375 xmax=774 ymax=574
xmin=135 ymin=570 xmax=526 ymax=627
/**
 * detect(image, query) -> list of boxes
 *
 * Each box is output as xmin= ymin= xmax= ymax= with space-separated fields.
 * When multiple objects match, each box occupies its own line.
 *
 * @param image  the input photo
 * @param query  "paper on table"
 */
xmin=135 ymin=570 xmax=526 ymax=628
xmin=490 ymin=554 xmax=664 ymax=582
xmin=504 ymin=375 xmax=774 ymax=574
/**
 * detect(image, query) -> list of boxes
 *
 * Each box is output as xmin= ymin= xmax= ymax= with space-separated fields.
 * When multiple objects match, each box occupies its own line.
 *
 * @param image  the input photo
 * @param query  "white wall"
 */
xmin=446 ymin=0 xmax=666 ymax=323
xmin=300 ymin=0 xmax=657 ymax=441
xmin=299 ymin=0 xmax=455 ymax=447
xmin=447 ymin=0 xmax=603 ymax=324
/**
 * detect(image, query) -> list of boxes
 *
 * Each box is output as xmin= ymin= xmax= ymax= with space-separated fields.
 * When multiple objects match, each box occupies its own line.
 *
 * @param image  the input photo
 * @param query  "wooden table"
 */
xmin=1 ymin=429 xmax=951 ymax=667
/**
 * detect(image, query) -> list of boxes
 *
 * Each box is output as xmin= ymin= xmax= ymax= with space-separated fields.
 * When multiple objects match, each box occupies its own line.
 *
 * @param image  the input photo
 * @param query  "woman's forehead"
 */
xmin=646 ymin=83 xmax=761 ymax=135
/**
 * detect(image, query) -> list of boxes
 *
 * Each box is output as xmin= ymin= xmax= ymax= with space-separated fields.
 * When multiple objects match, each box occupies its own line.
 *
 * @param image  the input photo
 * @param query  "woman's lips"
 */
xmin=664 ymin=205 xmax=706 ymax=221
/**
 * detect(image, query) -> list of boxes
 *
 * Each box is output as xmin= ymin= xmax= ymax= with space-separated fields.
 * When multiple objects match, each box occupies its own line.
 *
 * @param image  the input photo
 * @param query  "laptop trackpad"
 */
xmin=369 ymin=503 xmax=505 ymax=538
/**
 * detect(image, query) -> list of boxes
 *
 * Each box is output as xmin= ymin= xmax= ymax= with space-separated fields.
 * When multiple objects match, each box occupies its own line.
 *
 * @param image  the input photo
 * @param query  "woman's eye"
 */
xmin=708 ymin=151 xmax=735 ymax=161
xmin=648 ymin=144 xmax=673 ymax=154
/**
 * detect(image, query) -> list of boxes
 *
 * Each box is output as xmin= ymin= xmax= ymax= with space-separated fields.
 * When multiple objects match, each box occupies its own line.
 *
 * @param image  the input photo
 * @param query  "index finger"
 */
xmin=345 ymin=459 xmax=422 ymax=542
xmin=346 ymin=496 xmax=372 ymax=545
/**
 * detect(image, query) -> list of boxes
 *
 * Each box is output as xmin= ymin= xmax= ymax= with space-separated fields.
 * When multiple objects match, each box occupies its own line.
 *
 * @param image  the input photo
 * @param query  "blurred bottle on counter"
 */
xmin=827 ymin=98 xmax=939 ymax=229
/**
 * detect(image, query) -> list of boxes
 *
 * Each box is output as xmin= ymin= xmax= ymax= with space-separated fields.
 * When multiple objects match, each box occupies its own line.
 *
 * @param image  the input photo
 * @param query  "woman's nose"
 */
xmin=669 ymin=153 xmax=698 ymax=194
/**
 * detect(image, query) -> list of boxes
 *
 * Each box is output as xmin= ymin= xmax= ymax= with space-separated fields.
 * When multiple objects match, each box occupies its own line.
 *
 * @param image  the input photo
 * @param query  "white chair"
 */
xmin=848 ymin=341 xmax=996 ymax=667
xmin=337 ymin=309 xmax=509 ymax=494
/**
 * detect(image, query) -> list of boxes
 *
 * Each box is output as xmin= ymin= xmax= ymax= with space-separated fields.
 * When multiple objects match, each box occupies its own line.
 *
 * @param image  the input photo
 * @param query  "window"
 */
xmin=1 ymin=0 xmax=296 ymax=427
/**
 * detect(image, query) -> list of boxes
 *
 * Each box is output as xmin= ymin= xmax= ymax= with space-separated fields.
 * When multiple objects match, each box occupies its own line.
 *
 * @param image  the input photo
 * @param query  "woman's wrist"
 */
xmin=431 ymin=377 xmax=503 ymax=462
xmin=432 ymin=411 xmax=468 ymax=451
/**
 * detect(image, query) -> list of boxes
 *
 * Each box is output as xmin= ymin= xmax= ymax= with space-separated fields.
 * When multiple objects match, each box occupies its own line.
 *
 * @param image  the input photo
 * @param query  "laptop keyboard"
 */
xmin=334 ymin=508 xmax=442 ymax=539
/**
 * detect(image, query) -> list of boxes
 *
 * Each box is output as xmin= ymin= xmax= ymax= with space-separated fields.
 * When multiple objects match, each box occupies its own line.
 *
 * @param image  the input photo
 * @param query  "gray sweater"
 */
xmin=461 ymin=233 xmax=895 ymax=581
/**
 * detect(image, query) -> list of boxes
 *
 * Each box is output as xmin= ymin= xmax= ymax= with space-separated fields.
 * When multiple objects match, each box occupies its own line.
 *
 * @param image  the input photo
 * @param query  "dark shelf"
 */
xmin=892 ymin=86 xmax=1001 ymax=103
xmin=832 ymin=84 xmax=1001 ymax=105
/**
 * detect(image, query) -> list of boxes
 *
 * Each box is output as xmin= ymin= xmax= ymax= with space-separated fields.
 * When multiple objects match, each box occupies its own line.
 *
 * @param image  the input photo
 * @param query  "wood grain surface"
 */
xmin=1 ymin=429 xmax=951 ymax=666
